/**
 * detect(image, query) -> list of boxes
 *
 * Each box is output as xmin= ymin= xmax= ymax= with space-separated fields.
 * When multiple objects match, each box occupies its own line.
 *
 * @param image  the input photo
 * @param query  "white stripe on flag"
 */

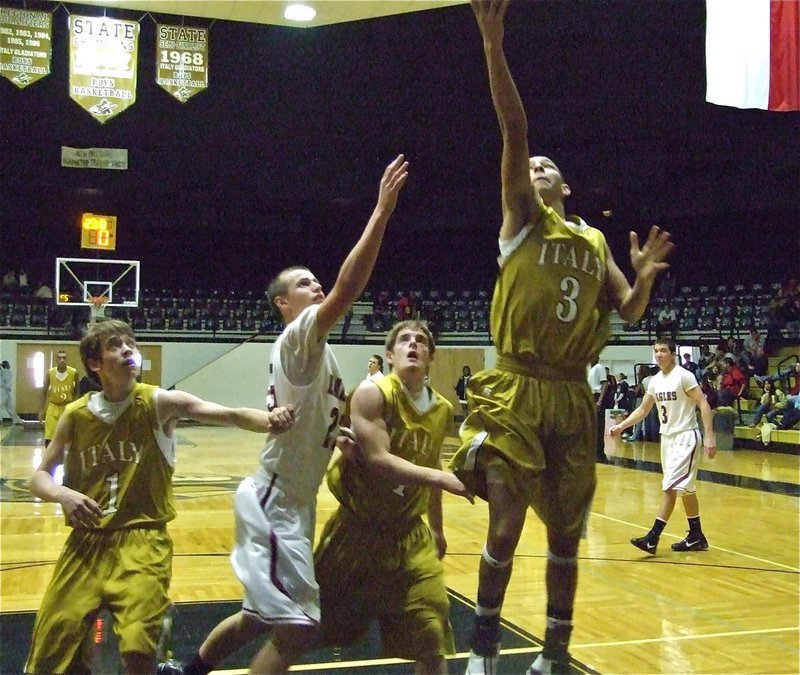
xmin=706 ymin=0 xmax=772 ymax=109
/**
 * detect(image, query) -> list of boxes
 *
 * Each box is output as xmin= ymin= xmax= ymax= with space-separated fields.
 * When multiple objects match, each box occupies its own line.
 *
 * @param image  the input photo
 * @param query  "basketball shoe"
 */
xmin=671 ymin=533 xmax=709 ymax=551
xmin=630 ymin=534 xmax=658 ymax=554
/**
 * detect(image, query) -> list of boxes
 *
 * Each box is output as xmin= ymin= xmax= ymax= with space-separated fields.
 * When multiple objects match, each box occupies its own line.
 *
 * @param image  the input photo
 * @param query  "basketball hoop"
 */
xmin=89 ymin=295 xmax=109 ymax=323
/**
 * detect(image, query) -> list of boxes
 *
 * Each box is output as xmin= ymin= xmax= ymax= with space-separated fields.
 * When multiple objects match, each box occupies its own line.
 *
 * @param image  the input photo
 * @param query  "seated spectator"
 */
xmin=717 ymin=357 xmax=748 ymax=407
xmin=743 ymin=328 xmax=767 ymax=375
xmin=765 ymin=381 xmax=790 ymax=423
xmin=700 ymin=374 xmax=719 ymax=410
xmin=656 ymin=305 xmax=677 ymax=339
xmin=776 ymin=395 xmax=800 ymax=430
xmin=697 ymin=344 xmax=713 ymax=378
xmin=396 ymin=292 xmax=411 ymax=321
xmin=17 ymin=267 xmax=29 ymax=291
xmin=757 ymin=361 xmax=800 ymax=390
xmin=34 ymin=282 xmax=54 ymax=299
xmin=750 ymin=381 xmax=776 ymax=427
xmin=2 ymin=269 xmax=16 ymax=288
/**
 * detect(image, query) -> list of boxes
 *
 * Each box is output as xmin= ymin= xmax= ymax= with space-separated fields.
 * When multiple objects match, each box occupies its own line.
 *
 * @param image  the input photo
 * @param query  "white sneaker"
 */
xmin=528 ymin=652 xmax=572 ymax=674
xmin=465 ymin=649 xmax=499 ymax=675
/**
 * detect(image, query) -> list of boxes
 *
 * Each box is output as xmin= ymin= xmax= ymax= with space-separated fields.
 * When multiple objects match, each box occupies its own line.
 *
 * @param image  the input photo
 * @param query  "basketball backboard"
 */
xmin=55 ymin=257 xmax=140 ymax=307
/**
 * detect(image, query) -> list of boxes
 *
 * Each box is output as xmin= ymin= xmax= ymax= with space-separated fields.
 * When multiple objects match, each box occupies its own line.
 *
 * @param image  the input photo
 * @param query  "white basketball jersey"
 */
xmin=647 ymin=365 xmax=699 ymax=436
xmin=261 ymin=304 xmax=346 ymax=499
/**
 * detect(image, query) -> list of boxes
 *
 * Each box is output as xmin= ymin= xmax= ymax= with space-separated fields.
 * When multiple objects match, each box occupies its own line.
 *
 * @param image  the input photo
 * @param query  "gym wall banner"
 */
xmin=0 ymin=7 xmax=52 ymax=89
xmin=69 ymin=15 xmax=139 ymax=124
xmin=156 ymin=24 xmax=208 ymax=103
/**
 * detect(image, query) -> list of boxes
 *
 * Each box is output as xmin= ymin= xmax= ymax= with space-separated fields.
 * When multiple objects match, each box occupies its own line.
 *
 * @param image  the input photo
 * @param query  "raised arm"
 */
xmin=472 ymin=0 xmax=536 ymax=239
xmin=315 ymin=155 xmax=408 ymax=339
xmin=156 ymin=389 xmax=295 ymax=436
xmin=604 ymin=226 xmax=675 ymax=323
xmin=348 ymin=381 xmax=472 ymax=499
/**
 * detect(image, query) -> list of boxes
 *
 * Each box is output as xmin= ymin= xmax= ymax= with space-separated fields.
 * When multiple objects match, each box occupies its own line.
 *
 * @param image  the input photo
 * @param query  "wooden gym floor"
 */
xmin=1 ymin=423 xmax=797 ymax=674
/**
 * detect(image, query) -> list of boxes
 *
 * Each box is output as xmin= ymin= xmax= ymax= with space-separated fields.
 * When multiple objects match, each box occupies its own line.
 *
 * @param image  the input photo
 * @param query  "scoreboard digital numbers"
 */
xmin=81 ymin=213 xmax=117 ymax=250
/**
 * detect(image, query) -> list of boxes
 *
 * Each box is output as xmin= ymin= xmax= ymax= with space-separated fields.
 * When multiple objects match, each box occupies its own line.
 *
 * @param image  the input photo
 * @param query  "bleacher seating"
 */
xmin=2 ymin=281 xmax=798 ymax=349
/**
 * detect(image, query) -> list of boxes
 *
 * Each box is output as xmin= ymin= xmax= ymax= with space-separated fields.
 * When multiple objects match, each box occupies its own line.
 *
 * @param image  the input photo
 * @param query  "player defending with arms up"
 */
xmin=159 ymin=156 xmax=409 ymax=675
xmin=26 ymin=319 xmax=295 ymax=675
xmin=609 ymin=339 xmax=716 ymax=554
xmin=449 ymin=2 xmax=674 ymax=674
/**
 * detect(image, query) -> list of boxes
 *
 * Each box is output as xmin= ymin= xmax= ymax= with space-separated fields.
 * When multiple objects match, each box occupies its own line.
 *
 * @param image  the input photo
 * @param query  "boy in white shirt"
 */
xmin=609 ymin=339 xmax=716 ymax=554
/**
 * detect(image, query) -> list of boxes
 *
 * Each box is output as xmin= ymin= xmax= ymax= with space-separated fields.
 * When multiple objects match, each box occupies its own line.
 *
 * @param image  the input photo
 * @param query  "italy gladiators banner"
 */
xmin=69 ymin=15 xmax=139 ymax=124
xmin=156 ymin=24 xmax=208 ymax=103
xmin=0 ymin=7 xmax=52 ymax=89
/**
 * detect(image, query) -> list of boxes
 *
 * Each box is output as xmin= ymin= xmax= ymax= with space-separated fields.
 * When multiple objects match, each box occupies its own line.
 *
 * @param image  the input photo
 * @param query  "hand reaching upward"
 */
xmin=629 ymin=225 xmax=674 ymax=282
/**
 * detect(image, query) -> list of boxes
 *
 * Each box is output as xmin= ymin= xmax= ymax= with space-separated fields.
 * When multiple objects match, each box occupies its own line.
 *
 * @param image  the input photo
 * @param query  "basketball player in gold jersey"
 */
xmin=26 ymin=319 xmax=295 ymax=675
xmin=450 ymin=3 xmax=675 ymax=674
xmin=312 ymin=320 xmax=472 ymax=675
xmin=40 ymin=349 xmax=78 ymax=446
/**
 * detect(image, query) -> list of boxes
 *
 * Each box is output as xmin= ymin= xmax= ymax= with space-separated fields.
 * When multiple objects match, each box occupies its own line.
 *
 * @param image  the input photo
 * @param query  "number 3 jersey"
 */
xmin=261 ymin=304 xmax=346 ymax=499
xmin=647 ymin=365 xmax=700 ymax=435
xmin=62 ymin=383 xmax=177 ymax=529
xmin=492 ymin=202 xmax=611 ymax=369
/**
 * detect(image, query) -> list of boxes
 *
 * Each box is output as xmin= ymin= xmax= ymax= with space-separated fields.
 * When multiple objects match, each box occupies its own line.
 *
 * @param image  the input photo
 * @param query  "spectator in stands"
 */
xmin=699 ymin=374 xmax=718 ymax=410
xmin=656 ymin=305 xmax=677 ymax=340
xmin=775 ymin=395 xmax=800 ymax=430
xmin=786 ymin=296 xmax=800 ymax=336
xmin=615 ymin=373 xmax=631 ymax=412
xmin=411 ymin=292 xmax=424 ymax=320
xmin=2 ymin=269 xmax=17 ymax=289
xmin=396 ymin=292 xmax=411 ymax=321
xmin=717 ymin=357 xmax=748 ymax=407
xmin=765 ymin=381 xmax=789 ymax=423
xmin=18 ymin=267 xmax=29 ymax=292
xmin=697 ymin=344 xmax=713 ymax=379
xmin=34 ymin=281 xmax=54 ymax=300
xmin=366 ymin=354 xmax=385 ymax=382
xmin=656 ymin=270 xmax=676 ymax=301
xmin=756 ymin=361 xmax=800 ymax=390
xmin=743 ymin=329 xmax=767 ymax=375
xmin=682 ymin=353 xmax=699 ymax=379
xmin=750 ymin=380 xmax=776 ymax=427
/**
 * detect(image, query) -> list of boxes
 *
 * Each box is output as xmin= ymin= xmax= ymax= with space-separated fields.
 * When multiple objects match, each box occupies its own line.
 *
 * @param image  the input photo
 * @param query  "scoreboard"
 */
xmin=81 ymin=213 xmax=117 ymax=250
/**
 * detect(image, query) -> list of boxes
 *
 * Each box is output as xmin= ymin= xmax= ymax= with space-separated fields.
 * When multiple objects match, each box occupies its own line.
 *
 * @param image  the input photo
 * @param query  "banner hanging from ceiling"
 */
xmin=69 ymin=15 xmax=139 ymax=124
xmin=156 ymin=24 xmax=208 ymax=103
xmin=0 ymin=7 xmax=52 ymax=89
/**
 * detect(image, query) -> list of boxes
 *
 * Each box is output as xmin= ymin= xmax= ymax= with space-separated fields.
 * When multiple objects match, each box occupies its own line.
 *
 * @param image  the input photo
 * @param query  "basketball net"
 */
xmin=89 ymin=295 xmax=108 ymax=324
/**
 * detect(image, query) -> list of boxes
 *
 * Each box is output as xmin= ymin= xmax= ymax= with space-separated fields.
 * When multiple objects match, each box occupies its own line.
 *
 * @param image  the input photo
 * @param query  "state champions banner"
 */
xmin=69 ymin=15 xmax=139 ymax=124
xmin=0 ymin=7 xmax=52 ymax=89
xmin=156 ymin=24 xmax=208 ymax=103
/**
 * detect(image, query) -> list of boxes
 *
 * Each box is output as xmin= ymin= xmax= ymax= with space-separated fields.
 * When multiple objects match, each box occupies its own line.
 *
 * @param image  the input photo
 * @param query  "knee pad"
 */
xmin=482 ymin=545 xmax=513 ymax=569
xmin=546 ymin=549 xmax=577 ymax=566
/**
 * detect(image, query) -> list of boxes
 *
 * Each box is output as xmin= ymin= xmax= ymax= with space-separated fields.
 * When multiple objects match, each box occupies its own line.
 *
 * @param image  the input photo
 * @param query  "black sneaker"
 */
xmin=157 ymin=661 xmax=184 ymax=675
xmin=671 ymin=534 xmax=709 ymax=551
xmin=630 ymin=535 xmax=658 ymax=555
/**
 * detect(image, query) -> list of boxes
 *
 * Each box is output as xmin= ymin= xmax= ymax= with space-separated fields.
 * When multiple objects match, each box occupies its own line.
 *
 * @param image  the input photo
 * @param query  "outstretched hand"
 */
xmin=471 ymin=0 xmax=510 ymax=40
xmin=629 ymin=225 xmax=674 ymax=282
xmin=375 ymin=155 xmax=409 ymax=216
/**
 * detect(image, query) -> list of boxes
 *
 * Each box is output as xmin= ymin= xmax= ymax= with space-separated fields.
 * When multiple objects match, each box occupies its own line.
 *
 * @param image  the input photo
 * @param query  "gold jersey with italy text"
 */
xmin=492 ymin=203 xmax=611 ymax=368
xmin=327 ymin=372 xmax=453 ymax=528
xmin=47 ymin=366 xmax=78 ymax=405
xmin=62 ymin=383 xmax=176 ymax=529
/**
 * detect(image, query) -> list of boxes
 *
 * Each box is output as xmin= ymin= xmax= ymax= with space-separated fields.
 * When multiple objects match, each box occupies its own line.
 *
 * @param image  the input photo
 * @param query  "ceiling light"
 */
xmin=284 ymin=4 xmax=316 ymax=22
